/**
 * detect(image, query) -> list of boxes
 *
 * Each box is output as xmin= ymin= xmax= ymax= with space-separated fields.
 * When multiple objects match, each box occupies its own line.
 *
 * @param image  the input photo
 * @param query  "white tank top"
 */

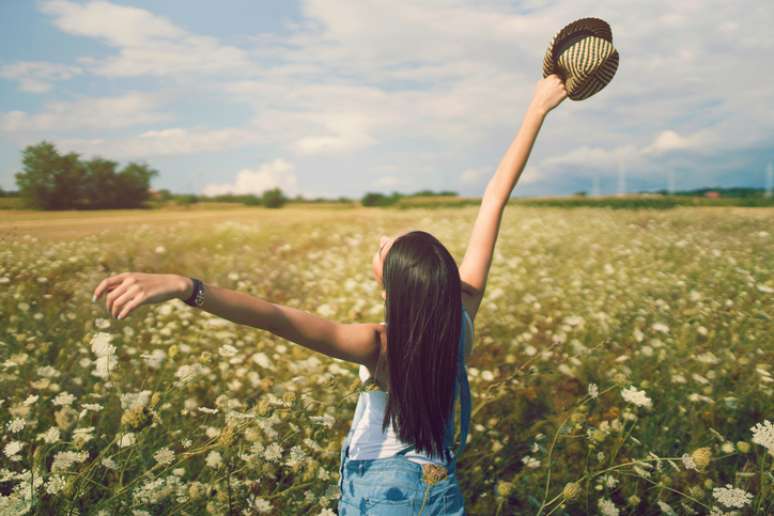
xmin=346 ymin=312 xmax=473 ymax=467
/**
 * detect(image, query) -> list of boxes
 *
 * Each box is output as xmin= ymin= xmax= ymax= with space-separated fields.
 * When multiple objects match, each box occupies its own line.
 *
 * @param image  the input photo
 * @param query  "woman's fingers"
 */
xmin=111 ymin=284 xmax=140 ymax=319
xmin=93 ymin=272 xmax=128 ymax=302
xmin=116 ymin=290 xmax=145 ymax=320
xmin=105 ymin=276 xmax=134 ymax=314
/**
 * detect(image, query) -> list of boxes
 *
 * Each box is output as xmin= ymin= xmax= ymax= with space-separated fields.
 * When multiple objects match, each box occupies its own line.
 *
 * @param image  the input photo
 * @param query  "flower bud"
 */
xmin=562 ymin=482 xmax=580 ymax=500
xmin=495 ymin=480 xmax=514 ymax=498
xmin=691 ymin=447 xmax=711 ymax=470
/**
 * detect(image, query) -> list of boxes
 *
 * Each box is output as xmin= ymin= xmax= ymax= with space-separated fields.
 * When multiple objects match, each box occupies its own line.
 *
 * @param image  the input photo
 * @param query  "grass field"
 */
xmin=1 ymin=205 xmax=772 ymax=514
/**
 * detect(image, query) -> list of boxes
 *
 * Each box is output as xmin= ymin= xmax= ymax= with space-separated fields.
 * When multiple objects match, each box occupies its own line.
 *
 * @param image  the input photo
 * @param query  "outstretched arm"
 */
xmin=93 ymin=272 xmax=380 ymax=367
xmin=459 ymin=74 xmax=567 ymax=322
xmin=175 ymin=277 xmax=381 ymax=366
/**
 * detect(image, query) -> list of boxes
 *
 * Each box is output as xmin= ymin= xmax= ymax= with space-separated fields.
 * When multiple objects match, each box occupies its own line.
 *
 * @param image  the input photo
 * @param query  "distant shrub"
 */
xmin=244 ymin=194 xmax=262 ymax=206
xmin=175 ymin=194 xmax=199 ymax=206
xmin=362 ymin=192 xmax=402 ymax=206
xmin=262 ymin=188 xmax=287 ymax=208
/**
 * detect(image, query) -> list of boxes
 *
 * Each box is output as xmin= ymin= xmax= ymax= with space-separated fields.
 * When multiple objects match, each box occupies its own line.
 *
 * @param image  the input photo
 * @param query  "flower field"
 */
xmin=1 ymin=205 xmax=772 ymax=515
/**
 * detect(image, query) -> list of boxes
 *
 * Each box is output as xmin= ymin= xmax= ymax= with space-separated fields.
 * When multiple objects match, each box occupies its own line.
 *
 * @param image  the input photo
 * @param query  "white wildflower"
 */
xmin=264 ymin=443 xmax=283 ymax=463
xmin=598 ymin=497 xmax=620 ymax=516
xmin=254 ymin=497 xmax=273 ymax=513
xmin=3 ymin=440 xmax=24 ymax=459
xmin=621 ymin=386 xmax=652 ymax=409
xmin=90 ymin=332 xmax=117 ymax=379
xmin=53 ymin=391 xmax=76 ymax=406
xmin=7 ymin=418 xmax=26 ymax=433
xmin=588 ymin=383 xmax=599 ymax=399
xmin=51 ymin=450 xmax=89 ymax=471
xmin=285 ymin=445 xmax=307 ymax=468
xmin=218 ymin=344 xmax=238 ymax=358
xmin=750 ymin=419 xmax=774 ymax=456
xmin=142 ymin=349 xmax=165 ymax=369
xmin=45 ymin=475 xmax=67 ymax=495
xmin=118 ymin=432 xmax=136 ymax=448
xmin=252 ymin=352 xmax=273 ymax=369
xmin=681 ymin=453 xmax=697 ymax=471
xmin=153 ymin=447 xmax=175 ymax=466
xmin=205 ymin=450 xmax=222 ymax=468
xmin=310 ymin=414 xmax=335 ymax=429
xmin=522 ymin=455 xmax=540 ymax=469
xmin=712 ymin=484 xmax=753 ymax=508
xmin=38 ymin=426 xmax=61 ymax=444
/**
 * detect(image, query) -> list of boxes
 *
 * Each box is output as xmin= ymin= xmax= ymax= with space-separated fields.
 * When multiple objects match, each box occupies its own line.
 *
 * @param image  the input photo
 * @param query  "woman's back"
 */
xmin=337 ymin=304 xmax=473 ymax=514
xmin=344 ymin=307 xmax=474 ymax=467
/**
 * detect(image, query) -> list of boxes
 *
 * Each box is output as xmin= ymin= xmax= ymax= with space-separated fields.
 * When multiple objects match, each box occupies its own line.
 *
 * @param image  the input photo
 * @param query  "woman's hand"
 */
xmin=92 ymin=272 xmax=186 ymax=320
xmin=529 ymin=74 xmax=568 ymax=116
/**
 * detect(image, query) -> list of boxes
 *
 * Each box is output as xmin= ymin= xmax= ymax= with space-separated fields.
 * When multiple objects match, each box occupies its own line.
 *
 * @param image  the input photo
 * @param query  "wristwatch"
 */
xmin=184 ymin=277 xmax=206 ymax=307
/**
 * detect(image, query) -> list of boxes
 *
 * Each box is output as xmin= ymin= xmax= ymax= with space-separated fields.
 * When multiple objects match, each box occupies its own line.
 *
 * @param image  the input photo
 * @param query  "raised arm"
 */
xmin=459 ymin=75 xmax=567 ymax=321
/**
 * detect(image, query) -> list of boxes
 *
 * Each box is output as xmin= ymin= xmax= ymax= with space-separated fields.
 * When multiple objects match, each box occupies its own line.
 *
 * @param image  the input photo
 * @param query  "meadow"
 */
xmin=1 ymin=204 xmax=772 ymax=515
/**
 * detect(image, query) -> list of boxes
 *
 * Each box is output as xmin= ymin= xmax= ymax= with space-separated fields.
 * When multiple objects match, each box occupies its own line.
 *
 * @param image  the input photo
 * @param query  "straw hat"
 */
xmin=542 ymin=17 xmax=619 ymax=101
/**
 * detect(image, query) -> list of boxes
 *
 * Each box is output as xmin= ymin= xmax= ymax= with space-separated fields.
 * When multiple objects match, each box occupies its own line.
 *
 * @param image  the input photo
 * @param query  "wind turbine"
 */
xmin=617 ymin=159 xmax=626 ymax=197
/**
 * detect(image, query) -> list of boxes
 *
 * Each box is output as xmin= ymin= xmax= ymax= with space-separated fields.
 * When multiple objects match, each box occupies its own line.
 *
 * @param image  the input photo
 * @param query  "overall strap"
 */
xmin=454 ymin=301 xmax=472 ymax=458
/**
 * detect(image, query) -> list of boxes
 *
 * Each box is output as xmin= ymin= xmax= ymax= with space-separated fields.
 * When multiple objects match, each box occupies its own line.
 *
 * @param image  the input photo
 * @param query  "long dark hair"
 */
xmin=381 ymin=230 xmax=462 ymax=461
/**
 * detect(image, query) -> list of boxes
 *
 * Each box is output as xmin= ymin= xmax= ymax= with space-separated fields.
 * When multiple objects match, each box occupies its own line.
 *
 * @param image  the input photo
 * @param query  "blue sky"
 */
xmin=1 ymin=0 xmax=772 ymax=198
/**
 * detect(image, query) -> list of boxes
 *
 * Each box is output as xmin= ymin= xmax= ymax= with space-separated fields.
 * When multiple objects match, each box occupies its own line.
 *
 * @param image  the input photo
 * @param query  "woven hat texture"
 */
xmin=542 ymin=17 xmax=619 ymax=101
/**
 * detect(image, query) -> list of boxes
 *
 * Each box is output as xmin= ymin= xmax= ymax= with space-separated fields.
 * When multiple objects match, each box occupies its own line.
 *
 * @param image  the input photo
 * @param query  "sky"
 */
xmin=1 ymin=0 xmax=772 ymax=199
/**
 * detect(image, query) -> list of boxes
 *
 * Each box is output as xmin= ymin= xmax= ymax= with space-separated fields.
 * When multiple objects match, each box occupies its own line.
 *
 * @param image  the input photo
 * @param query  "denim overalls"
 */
xmin=337 ymin=303 xmax=472 ymax=515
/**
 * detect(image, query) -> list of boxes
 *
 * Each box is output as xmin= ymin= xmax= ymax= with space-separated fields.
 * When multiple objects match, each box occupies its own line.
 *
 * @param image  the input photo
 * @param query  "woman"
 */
xmin=92 ymin=74 xmax=567 ymax=515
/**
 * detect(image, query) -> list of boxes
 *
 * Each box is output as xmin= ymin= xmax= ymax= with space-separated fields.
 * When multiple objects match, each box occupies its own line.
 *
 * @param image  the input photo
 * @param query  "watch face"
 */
xmin=195 ymin=285 xmax=205 ymax=306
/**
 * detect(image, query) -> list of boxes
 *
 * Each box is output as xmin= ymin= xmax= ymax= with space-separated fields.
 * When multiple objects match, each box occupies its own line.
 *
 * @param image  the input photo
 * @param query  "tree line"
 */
xmin=14 ymin=141 xmax=158 ymax=210
xmin=7 ymin=141 xmax=460 ymax=210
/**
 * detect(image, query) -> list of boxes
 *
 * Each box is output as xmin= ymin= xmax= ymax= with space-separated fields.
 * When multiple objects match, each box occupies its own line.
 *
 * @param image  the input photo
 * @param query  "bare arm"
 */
xmin=175 ymin=277 xmax=380 ymax=366
xmin=460 ymin=75 xmax=567 ymax=321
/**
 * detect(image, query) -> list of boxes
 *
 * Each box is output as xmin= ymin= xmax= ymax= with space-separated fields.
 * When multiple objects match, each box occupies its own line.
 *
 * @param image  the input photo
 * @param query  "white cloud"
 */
xmin=292 ymin=112 xmax=376 ymax=155
xmin=460 ymin=167 xmax=490 ymax=186
xmin=374 ymin=176 xmax=401 ymax=188
xmin=0 ymin=92 xmax=170 ymax=132
xmin=39 ymin=0 xmax=254 ymax=77
xmin=202 ymin=159 xmax=298 ymax=197
xmin=542 ymin=128 xmax=712 ymax=172
xmin=51 ymin=126 xmax=262 ymax=158
xmin=2 ymin=0 xmax=772 ymax=195
xmin=0 ymin=61 xmax=82 ymax=93
xmin=640 ymin=129 xmax=711 ymax=156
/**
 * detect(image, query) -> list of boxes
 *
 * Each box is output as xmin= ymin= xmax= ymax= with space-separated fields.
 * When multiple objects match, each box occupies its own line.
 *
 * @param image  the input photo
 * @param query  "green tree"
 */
xmin=82 ymin=157 xmax=120 ymax=209
xmin=15 ymin=141 xmax=87 ymax=210
xmin=157 ymin=189 xmax=173 ymax=202
xmin=262 ymin=187 xmax=287 ymax=208
xmin=15 ymin=141 xmax=159 ymax=210
xmin=115 ymin=162 xmax=158 ymax=208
